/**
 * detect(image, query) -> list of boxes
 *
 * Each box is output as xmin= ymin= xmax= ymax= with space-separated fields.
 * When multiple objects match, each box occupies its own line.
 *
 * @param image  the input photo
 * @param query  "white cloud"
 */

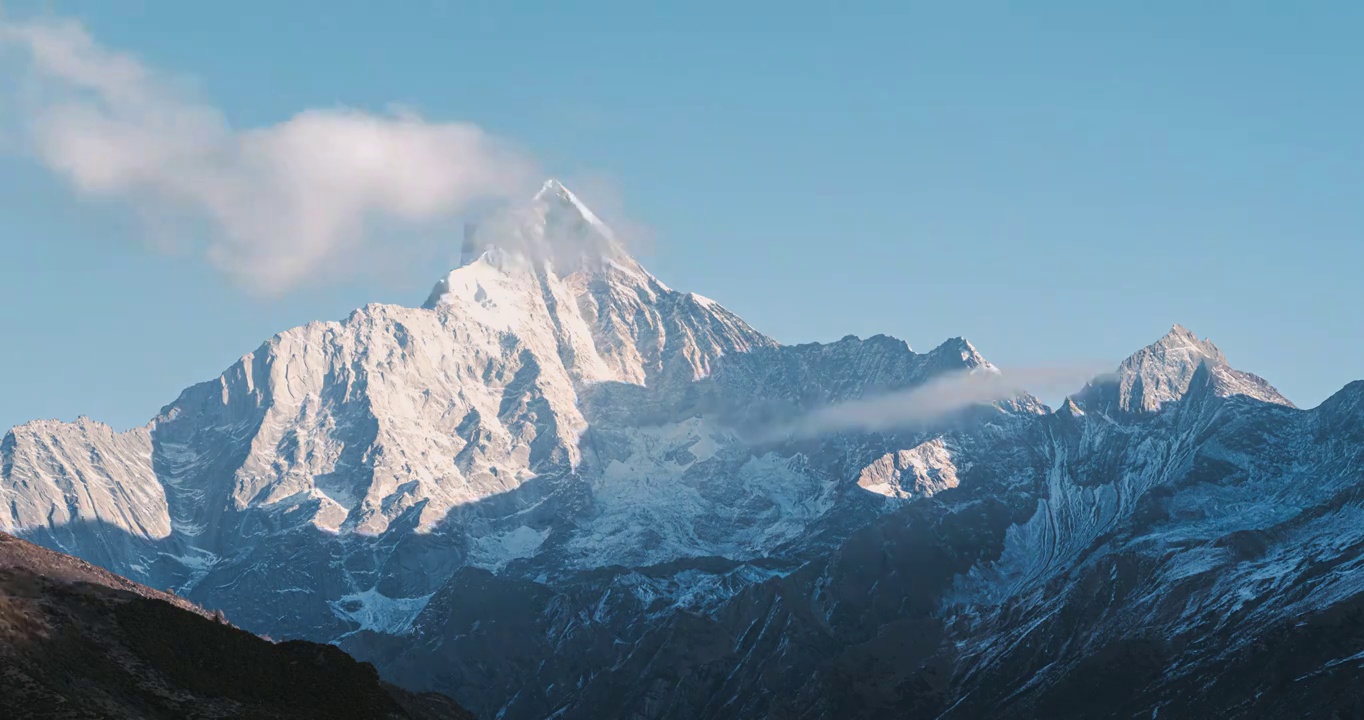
xmin=0 ymin=17 xmax=538 ymax=293
xmin=773 ymin=364 xmax=1112 ymax=439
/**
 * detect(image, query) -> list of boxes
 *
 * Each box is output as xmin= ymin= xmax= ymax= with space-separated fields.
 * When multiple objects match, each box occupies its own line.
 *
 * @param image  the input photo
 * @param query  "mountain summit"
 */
xmin=1080 ymin=323 xmax=1294 ymax=413
xmin=434 ymin=178 xmax=643 ymax=288
xmin=423 ymin=179 xmax=773 ymax=386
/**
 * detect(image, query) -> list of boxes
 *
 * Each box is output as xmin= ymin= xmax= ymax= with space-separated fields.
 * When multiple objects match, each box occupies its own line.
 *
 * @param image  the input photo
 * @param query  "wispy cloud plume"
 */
xmin=771 ymin=364 xmax=1111 ymax=439
xmin=0 ymin=16 xmax=538 ymax=294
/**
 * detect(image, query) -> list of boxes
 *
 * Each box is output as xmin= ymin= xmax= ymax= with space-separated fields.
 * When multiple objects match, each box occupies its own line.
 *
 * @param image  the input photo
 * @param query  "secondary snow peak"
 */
xmin=1082 ymin=323 xmax=1293 ymax=413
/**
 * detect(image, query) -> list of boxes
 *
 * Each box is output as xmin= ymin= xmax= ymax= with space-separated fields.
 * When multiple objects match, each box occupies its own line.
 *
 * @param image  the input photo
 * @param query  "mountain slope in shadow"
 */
xmin=0 ymin=531 xmax=473 ymax=720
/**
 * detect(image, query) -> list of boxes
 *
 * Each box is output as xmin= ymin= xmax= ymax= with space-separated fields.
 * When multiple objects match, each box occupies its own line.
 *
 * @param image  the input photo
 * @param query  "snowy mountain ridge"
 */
xmin=5 ymin=179 xmax=1361 ymax=719
xmin=1 ymin=180 xmax=992 ymax=642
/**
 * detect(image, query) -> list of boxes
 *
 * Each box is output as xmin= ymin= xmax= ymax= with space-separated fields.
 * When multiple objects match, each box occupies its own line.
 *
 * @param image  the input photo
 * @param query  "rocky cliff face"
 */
xmin=4 ymin=180 xmax=1362 ymax=719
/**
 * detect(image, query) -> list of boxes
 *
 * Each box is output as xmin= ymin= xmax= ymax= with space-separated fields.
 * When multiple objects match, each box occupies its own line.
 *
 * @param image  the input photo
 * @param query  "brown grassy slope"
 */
xmin=0 ymin=532 xmax=473 ymax=720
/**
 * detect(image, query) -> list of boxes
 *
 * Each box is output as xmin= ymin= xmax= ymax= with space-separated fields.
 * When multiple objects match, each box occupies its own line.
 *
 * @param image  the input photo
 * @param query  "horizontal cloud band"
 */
xmin=772 ymin=364 xmax=1112 ymax=439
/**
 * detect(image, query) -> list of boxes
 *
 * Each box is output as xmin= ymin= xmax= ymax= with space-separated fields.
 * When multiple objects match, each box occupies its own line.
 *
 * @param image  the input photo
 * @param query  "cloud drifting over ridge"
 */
xmin=772 ymin=364 xmax=1112 ymax=439
xmin=0 ymin=16 xmax=538 ymax=293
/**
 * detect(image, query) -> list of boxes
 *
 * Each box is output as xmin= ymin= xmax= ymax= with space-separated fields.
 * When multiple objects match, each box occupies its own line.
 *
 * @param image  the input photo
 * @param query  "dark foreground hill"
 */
xmin=0 ymin=531 xmax=473 ymax=720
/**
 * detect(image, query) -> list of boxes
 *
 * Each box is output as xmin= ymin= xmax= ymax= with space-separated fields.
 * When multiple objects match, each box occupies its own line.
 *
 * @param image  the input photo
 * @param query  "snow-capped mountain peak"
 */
xmin=532 ymin=178 xmax=612 ymax=232
xmin=1056 ymin=396 xmax=1085 ymax=417
xmin=1080 ymin=323 xmax=1292 ymax=413
xmin=424 ymin=179 xmax=646 ymax=307
xmin=423 ymin=180 xmax=773 ymax=387
xmin=1151 ymin=323 xmax=1227 ymax=362
xmin=438 ymin=178 xmax=644 ymax=283
xmin=5 ymin=179 xmax=1362 ymax=719
xmin=949 ymin=336 xmax=994 ymax=370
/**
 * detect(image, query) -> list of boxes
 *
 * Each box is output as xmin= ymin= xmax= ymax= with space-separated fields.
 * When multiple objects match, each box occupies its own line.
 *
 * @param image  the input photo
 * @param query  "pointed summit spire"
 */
xmin=1056 ymin=396 xmax=1086 ymax=418
xmin=1148 ymin=324 xmax=1227 ymax=366
xmin=1113 ymin=324 xmax=1227 ymax=412
xmin=530 ymin=178 xmax=618 ymax=242
xmin=441 ymin=177 xmax=642 ymax=278
xmin=425 ymin=179 xmax=662 ymax=308
xmin=1077 ymin=323 xmax=1292 ymax=413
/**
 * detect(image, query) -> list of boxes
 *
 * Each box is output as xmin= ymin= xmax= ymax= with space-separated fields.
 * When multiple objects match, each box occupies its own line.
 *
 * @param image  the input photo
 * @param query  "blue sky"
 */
xmin=1 ymin=1 xmax=1361 ymax=431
